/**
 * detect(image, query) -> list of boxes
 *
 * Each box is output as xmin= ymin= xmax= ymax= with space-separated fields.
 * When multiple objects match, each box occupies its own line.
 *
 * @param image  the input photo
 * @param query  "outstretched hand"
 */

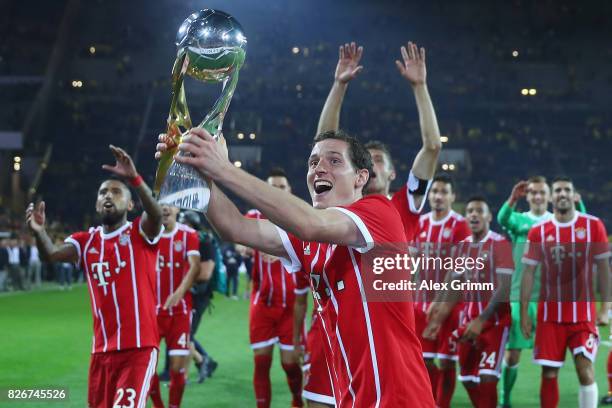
xmin=102 ymin=145 xmax=138 ymax=180
xmin=509 ymin=180 xmax=529 ymax=205
xmin=156 ymin=128 xmax=231 ymax=180
xmin=395 ymin=41 xmax=427 ymax=86
xmin=335 ymin=42 xmax=364 ymax=84
xmin=25 ymin=201 xmax=46 ymax=233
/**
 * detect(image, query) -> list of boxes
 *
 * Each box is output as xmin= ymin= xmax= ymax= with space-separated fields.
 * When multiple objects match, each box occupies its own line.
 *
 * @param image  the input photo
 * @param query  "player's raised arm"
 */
xmin=396 ymin=42 xmax=441 ymax=207
xmin=497 ymin=181 xmax=528 ymax=233
xmin=25 ymin=201 xmax=78 ymax=263
xmin=102 ymin=145 xmax=162 ymax=239
xmin=317 ymin=42 xmax=364 ymax=134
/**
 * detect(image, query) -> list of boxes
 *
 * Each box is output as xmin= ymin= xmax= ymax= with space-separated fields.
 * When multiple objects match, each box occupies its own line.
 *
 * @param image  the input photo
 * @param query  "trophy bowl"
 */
xmin=176 ymin=9 xmax=247 ymax=83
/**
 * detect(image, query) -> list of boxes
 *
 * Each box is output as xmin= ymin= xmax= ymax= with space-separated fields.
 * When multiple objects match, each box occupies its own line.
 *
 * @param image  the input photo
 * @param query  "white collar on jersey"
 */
xmin=551 ymin=211 xmax=579 ymax=228
xmin=161 ymin=224 xmax=179 ymax=238
xmin=467 ymin=230 xmax=492 ymax=244
xmin=525 ymin=210 xmax=552 ymax=221
xmin=100 ymin=221 xmax=131 ymax=240
xmin=429 ymin=210 xmax=455 ymax=226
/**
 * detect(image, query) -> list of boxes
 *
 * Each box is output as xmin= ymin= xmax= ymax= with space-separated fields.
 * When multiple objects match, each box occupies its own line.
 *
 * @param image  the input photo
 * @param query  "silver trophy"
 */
xmin=155 ymin=9 xmax=247 ymax=212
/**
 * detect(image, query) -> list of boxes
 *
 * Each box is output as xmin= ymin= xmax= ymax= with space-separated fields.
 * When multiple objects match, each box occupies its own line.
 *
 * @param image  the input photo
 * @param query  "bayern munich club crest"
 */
xmin=442 ymin=228 xmax=452 ymax=239
xmin=575 ymin=228 xmax=586 ymax=240
xmin=174 ymin=241 xmax=183 ymax=252
xmin=119 ymin=233 xmax=129 ymax=246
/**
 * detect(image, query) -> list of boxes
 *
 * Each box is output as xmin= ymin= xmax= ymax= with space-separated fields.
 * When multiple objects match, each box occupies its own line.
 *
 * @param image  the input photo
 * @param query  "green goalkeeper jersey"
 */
xmin=497 ymin=202 xmax=552 ymax=300
xmin=497 ymin=200 xmax=586 ymax=300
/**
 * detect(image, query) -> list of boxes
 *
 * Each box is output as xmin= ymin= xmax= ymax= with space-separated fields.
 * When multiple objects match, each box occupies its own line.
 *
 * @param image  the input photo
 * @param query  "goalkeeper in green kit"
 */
xmin=497 ymin=176 xmax=586 ymax=407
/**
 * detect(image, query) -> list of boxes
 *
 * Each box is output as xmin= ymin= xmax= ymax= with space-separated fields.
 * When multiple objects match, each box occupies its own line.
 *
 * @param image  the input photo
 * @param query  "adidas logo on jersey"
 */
xmin=88 ymin=247 xmax=99 ymax=254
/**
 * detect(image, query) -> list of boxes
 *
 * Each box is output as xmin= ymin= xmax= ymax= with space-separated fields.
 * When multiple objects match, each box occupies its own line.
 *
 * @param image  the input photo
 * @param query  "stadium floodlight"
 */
xmin=89 ymin=46 xmax=96 ymax=54
xmin=292 ymin=46 xmax=300 ymax=54
xmin=14 ymin=156 xmax=21 ymax=163
xmin=440 ymin=136 xmax=449 ymax=143
xmin=237 ymin=132 xmax=245 ymax=139
xmin=512 ymin=50 xmax=519 ymax=57
xmin=521 ymin=88 xmax=529 ymax=96
xmin=234 ymin=160 xmax=242 ymax=167
xmin=529 ymin=88 xmax=537 ymax=95
xmin=249 ymin=133 xmax=256 ymax=140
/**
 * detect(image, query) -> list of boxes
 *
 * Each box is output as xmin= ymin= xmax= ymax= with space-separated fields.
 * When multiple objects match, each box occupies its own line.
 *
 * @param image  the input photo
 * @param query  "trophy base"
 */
xmin=158 ymin=161 xmax=211 ymax=213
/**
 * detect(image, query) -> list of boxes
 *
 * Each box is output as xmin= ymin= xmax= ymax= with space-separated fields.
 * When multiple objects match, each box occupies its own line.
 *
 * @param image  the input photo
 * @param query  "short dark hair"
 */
xmin=552 ymin=176 xmax=573 ymax=185
xmin=99 ymin=178 xmax=131 ymax=198
xmin=312 ymin=130 xmax=374 ymax=187
xmin=527 ymin=175 xmax=547 ymax=184
xmin=432 ymin=173 xmax=454 ymax=189
xmin=466 ymin=195 xmax=488 ymax=206
xmin=267 ymin=167 xmax=288 ymax=179
xmin=364 ymin=140 xmax=394 ymax=168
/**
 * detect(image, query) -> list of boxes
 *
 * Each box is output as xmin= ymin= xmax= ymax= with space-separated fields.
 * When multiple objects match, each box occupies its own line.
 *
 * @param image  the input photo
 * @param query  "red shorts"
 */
xmin=88 ymin=347 xmax=158 ymax=408
xmin=534 ymin=320 xmax=599 ymax=367
xmin=157 ymin=313 xmax=191 ymax=356
xmin=414 ymin=303 xmax=463 ymax=361
xmin=249 ymin=302 xmax=294 ymax=350
xmin=303 ymin=316 xmax=334 ymax=405
xmin=457 ymin=322 xmax=509 ymax=383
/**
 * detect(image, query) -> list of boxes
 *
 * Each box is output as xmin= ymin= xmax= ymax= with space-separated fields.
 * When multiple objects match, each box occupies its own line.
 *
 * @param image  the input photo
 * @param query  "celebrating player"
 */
xmin=26 ymin=145 xmax=163 ymax=408
xmin=155 ymin=126 xmax=435 ymax=407
xmin=149 ymin=204 xmax=201 ymax=408
xmin=299 ymin=40 xmax=441 ymax=406
xmin=413 ymin=174 xmax=470 ymax=407
xmin=496 ymin=177 xmax=552 ymax=407
xmin=521 ymin=177 xmax=610 ymax=408
xmin=245 ymin=168 xmax=307 ymax=408
xmin=425 ymin=196 xmax=513 ymax=407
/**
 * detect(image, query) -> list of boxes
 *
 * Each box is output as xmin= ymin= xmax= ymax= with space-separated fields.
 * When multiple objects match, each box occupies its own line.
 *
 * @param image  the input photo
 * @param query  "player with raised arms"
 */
xmin=26 ymin=146 xmax=163 ymax=408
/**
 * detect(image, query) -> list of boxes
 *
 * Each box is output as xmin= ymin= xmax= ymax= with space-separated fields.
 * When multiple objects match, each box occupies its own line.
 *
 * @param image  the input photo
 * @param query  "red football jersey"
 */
xmin=523 ymin=213 xmax=610 ymax=323
xmin=413 ymin=210 xmax=471 ymax=310
xmin=156 ymin=222 xmax=200 ymax=316
xmin=65 ymin=217 xmax=162 ymax=353
xmin=455 ymin=230 xmax=513 ymax=324
xmin=247 ymin=209 xmax=302 ymax=308
xmin=389 ymin=175 xmax=431 ymax=242
xmin=278 ymin=195 xmax=434 ymax=408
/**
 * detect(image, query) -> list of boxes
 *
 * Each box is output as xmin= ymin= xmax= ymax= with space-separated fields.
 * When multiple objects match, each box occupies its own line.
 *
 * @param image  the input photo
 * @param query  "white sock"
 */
xmin=578 ymin=383 xmax=598 ymax=408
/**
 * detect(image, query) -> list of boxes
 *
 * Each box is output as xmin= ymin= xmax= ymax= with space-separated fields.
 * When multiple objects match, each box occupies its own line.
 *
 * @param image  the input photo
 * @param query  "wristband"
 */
xmin=130 ymin=174 xmax=144 ymax=188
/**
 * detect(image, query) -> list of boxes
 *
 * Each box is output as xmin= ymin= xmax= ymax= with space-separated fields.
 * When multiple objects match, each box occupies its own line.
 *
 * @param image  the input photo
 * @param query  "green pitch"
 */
xmin=0 ymin=281 xmax=609 ymax=407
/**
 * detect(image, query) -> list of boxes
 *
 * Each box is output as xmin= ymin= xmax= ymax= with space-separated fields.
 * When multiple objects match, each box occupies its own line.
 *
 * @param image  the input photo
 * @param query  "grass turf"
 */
xmin=0 ymin=281 xmax=609 ymax=407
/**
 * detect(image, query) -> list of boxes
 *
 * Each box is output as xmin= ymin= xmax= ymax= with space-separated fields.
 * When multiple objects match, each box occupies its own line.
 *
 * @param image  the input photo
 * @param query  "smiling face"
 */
xmin=364 ymin=148 xmax=395 ymax=195
xmin=466 ymin=200 xmax=491 ymax=237
xmin=526 ymin=181 xmax=550 ymax=213
xmin=307 ymin=138 xmax=369 ymax=209
xmin=551 ymin=180 xmax=575 ymax=214
xmin=96 ymin=180 xmax=133 ymax=226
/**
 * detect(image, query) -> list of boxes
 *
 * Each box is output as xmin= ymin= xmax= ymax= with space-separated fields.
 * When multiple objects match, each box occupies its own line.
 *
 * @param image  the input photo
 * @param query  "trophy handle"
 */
xmin=198 ymin=68 xmax=241 ymax=138
xmin=154 ymin=51 xmax=193 ymax=195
